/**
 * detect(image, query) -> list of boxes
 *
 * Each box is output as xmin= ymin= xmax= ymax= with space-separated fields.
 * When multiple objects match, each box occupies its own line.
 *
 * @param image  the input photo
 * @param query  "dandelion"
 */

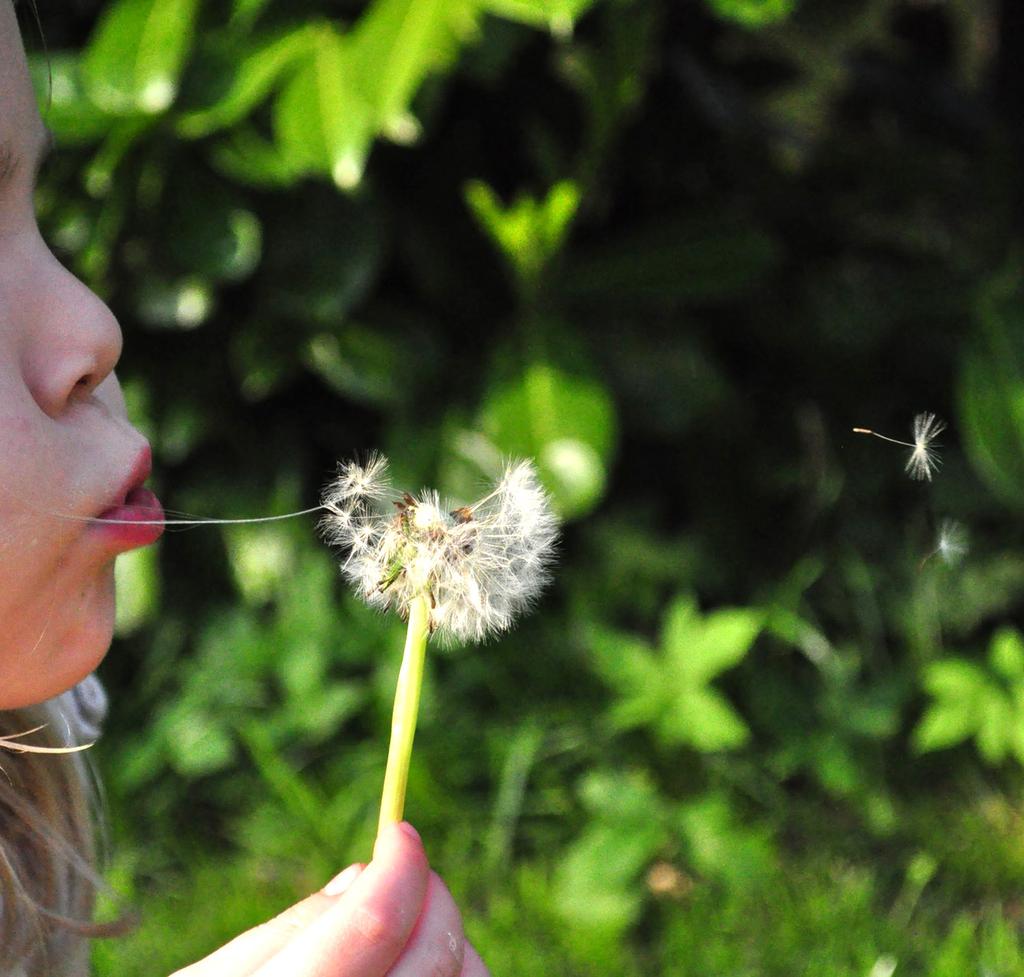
xmin=319 ymin=454 xmax=558 ymax=832
xmin=852 ymin=411 xmax=946 ymax=481
xmin=921 ymin=518 xmax=968 ymax=569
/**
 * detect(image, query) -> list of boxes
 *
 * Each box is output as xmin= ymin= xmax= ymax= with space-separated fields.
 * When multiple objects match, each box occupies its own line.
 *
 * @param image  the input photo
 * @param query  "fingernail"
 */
xmin=398 ymin=821 xmax=421 ymax=845
xmin=374 ymin=820 xmax=421 ymax=858
xmin=323 ymin=863 xmax=363 ymax=897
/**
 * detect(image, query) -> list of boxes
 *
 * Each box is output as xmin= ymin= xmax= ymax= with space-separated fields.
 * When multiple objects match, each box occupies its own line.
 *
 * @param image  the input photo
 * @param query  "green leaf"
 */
xmin=29 ymin=54 xmax=114 ymax=145
xmin=590 ymin=622 xmax=665 ymax=742
xmin=658 ymin=594 xmax=700 ymax=649
xmin=348 ymin=0 xmax=479 ymax=132
xmin=660 ymin=686 xmax=750 ymax=750
xmin=272 ymin=27 xmax=373 ymax=190
xmin=176 ymin=27 xmax=317 ymax=138
xmin=989 ymin=628 xmax=1024 ymax=681
xmin=81 ymin=116 xmax=151 ymax=198
xmin=577 ymin=769 xmax=663 ymax=821
xmin=921 ymin=659 xmax=990 ymax=700
xmin=82 ymin=0 xmax=201 ymax=115
xmin=913 ymin=701 xmax=978 ymax=754
xmin=209 ymin=125 xmax=303 ymax=187
xmin=594 ymin=596 xmax=757 ymax=752
xmin=480 ymin=0 xmax=597 ymax=35
xmin=677 ymin=792 xmax=774 ymax=887
xmin=554 ymin=771 xmax=664 ymax=931
xmin=606 ymin=676 xmax=667 ymax=735
xmin=705 ymin=0 xmax=797 ymax=28
xmin=914 ymin=656 xmax=1020 ymax=764
xmin=465 ymin=180 xmax=581 ymax=288
xmin=587 ymin=627 xmax=661 ymax=702
xmin=479 ymin=360 xmax=616 ymax=518
xmin=267 ymin=2 xmax=480 ymax=190
xmin=663 ymin=599 xmax=763 ymax=684
xmin=553 ymin=824 xmax=651 ymax=930
xmin=977 ymin=696 xmax=1014 ymax=764
xmin=930 ymin=917 xmax=980 ymax=977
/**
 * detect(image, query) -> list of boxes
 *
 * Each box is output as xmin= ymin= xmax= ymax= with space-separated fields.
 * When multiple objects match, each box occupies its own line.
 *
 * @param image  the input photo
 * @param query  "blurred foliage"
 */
xmin=915 ymin=628 xmax=1024 ymax=765
xmin=590 ymin=596 xmax=763 ymax=750
xmin=18 ymin=0 xmax=1024 ymax=972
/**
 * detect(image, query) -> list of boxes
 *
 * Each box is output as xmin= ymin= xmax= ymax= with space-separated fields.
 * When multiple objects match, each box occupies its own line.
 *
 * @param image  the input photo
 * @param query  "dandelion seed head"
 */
xmin=411 ymin=499 xmax=445 ymax=532
xmin=319 ymin=455 xmax=559 ymax=642
xmin=906 ymin=411 xmax=945 ymax=481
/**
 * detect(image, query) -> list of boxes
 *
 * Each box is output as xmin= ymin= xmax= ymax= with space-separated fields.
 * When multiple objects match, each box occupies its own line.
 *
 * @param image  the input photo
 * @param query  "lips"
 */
xmin=109 ymin=445 xmax=153 ymax=510
xmin=91 ymin=445 xmax=165 ymax=550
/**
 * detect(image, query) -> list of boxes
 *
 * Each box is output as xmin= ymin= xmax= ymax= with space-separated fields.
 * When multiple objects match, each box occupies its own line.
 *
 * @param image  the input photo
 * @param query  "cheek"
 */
xmin=0 ymin=404 xmax=47 ymax=496
xmin=0 ymin=395 xmax=78 ymax=527
xmin=95 ymin=372 xmax=127 ymax=417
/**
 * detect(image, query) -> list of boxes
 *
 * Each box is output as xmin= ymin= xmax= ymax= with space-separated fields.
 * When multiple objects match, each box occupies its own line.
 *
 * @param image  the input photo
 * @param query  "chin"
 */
xmin=60 ymin=569 xmax=118 ymax=687
xmin=0 ymin=568 xmax=116 ymax=710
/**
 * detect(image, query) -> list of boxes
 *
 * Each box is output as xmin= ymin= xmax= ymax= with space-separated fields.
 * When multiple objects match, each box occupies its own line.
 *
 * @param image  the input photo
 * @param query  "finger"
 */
xmin=256 ymin=821 xmax=429 ymax=977
xmin=461 ymin=944 xmax=491 ymax=977
xmin=384 ymin=872 xmax=464 ymax=977
xmin=170 ymin=865 xmax=365 ymax=977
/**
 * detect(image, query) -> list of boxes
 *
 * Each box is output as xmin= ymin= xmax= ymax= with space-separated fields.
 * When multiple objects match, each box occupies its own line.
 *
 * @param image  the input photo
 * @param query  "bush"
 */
xmin=19 ymin=0 xmax=1024 ymax=972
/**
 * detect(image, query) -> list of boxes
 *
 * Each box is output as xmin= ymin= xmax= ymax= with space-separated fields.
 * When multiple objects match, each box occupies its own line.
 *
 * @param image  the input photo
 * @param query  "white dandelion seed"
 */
xmin=921 ymin=518 xmax=968 ymax=569
xmin=321 ymin=451 xmax=390 ymax=518
xmin=319 ymin=456 xmax=559 ymax=643
xmin=936 ymin=518 xmax=968 ymax=565
xmin=852 ymin=411 xmax=946 ymax=481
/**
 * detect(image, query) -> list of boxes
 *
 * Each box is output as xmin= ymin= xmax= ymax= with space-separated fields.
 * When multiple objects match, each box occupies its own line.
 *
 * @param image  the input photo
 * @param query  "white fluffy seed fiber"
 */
xmin=906 ymin=411 xmax=945 ymax=482
xmin=319 ymin=455 xmax=559 ymax=643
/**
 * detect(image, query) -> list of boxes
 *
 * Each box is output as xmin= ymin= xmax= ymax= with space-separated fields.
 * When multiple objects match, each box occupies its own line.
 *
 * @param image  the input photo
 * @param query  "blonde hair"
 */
xmin=0 ymin=702 xmax=122 ymax=977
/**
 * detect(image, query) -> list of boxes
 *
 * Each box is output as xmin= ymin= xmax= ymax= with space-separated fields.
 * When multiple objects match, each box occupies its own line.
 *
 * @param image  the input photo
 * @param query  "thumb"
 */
xmin=169 ymin=864 xmax=365 ymax=977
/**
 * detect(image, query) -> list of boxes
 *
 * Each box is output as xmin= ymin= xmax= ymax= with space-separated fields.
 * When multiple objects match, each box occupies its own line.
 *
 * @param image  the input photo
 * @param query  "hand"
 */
xmin=171 ymin=822 xmax=490 ymax=977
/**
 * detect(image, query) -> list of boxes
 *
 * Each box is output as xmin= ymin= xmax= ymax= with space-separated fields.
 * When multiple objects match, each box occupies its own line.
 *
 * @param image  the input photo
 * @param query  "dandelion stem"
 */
xmin=377 ymin=592 xmax=431 ymax=834
xmin=851 ymin=427 xmax=915 ymax=448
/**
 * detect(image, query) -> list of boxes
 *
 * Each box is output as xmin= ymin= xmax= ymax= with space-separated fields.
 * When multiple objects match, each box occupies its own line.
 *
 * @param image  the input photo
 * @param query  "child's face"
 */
xmin=0 ymin=4 xmax=158 ymax=709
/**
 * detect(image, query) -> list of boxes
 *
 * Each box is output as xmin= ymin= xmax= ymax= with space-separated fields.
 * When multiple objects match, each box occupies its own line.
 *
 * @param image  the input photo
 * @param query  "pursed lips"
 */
xmin=104 ymin=443 xmax=152 ymax=514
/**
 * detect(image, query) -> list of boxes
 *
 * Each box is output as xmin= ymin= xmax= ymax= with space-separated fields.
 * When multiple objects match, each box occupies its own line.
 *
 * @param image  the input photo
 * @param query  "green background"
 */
xmin=19 ymin=0 xmax=1024 ymax=973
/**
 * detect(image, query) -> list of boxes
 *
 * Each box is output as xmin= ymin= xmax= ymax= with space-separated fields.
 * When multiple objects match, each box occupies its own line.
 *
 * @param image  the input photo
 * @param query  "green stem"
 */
xmin=377 ymin=592 xmax=431 ymax=835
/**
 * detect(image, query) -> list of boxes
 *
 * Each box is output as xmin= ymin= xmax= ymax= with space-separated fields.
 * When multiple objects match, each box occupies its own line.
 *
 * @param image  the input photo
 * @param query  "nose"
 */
xmin=23 ymin=250 xmax=124 ymax=417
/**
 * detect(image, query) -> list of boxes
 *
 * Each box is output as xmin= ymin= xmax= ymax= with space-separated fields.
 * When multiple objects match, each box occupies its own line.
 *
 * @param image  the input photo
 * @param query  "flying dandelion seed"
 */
xmin=320 ymin=455 xmax=560 ymax=643
xmin=921 ymin=518 xmax=968 ymax=569
xmin=852 ymin=411 xmax=946 ymax=481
